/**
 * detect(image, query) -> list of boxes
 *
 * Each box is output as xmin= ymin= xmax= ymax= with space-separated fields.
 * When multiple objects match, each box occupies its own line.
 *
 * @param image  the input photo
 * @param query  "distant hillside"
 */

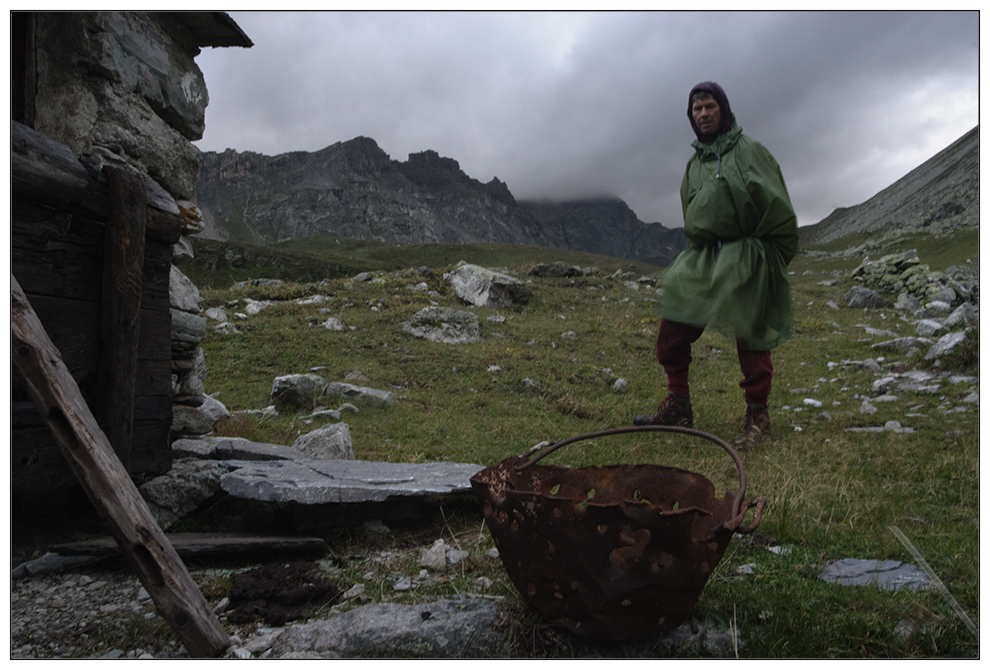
xmin=801 ymin=126 xmax=978 ymax=246
xmin=195 ymin=138 xmax=686 ymax=267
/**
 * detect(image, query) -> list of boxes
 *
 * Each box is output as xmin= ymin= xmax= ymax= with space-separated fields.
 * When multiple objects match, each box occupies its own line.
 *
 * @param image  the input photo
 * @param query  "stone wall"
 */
xmin=11 ymin=13 xmax=251 ymax=508
xmin=33 ymin=12 xmax=215 ymax=201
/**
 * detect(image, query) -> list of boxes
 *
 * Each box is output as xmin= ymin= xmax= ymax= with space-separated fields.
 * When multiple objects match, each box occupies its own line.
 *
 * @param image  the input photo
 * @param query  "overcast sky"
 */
xmin=193 ymin=10 xmax=979 ymax=229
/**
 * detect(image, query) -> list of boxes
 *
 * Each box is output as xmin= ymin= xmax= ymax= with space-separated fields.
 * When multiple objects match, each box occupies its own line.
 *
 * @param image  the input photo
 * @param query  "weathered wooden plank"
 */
xmin=12 ymin=201 xmax=174 ymax=309
xmin=11 ymin=413 xmax=173 ymax=498
xmin=11 ymin=12 xmax=36 ymax=127
xmin=12 ymin=297 xmax=172 ymax=399
xmin=51 ymin=533 xmax=330 ymax=560
xmin=98 ymin=167 xmax=148 ymax=469
xmin=11 ymin=274 xmax=229 ymax=657
xmin=11 ymin=120 xmax=183 ymax=243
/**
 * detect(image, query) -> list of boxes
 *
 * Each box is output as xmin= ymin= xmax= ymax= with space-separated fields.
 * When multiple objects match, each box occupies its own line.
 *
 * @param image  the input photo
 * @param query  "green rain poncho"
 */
xmin=661 ymin=122 xmax=799 ymax=351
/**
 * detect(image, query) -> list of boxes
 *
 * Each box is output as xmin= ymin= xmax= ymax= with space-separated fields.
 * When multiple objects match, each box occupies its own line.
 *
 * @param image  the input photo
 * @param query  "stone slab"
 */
xmin=219 ymin=459 xmax=485 ymax=505
xmin=173 ymin=436 xmax=308 ymax=462
xmin=266 ymin=598 xmax=504 ymax=658
xmin=819 ymin=558 xmax=933 ymax=591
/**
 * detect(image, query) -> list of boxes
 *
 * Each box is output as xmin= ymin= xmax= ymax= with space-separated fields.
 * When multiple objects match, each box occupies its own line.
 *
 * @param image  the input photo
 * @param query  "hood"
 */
xmin=688 ymin=81 xmax=734 ymax=142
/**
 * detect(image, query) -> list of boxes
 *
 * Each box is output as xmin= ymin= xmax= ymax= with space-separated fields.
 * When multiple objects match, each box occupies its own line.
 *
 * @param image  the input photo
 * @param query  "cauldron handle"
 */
xmin=514 ymin=425 xmax=763 ymax=533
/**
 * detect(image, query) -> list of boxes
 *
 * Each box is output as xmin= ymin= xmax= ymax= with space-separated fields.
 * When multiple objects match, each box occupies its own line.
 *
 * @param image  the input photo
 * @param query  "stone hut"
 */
xmin=10 ymin=12 xmax=252 ymax=514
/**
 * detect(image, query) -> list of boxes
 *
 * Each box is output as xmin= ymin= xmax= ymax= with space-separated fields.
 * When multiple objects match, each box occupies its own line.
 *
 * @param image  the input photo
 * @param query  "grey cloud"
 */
xmin=195 ymin=11 xmax=978 ymax=229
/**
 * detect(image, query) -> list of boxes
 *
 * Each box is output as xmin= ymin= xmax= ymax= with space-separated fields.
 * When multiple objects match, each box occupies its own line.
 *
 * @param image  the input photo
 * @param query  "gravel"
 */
xmin=10 ymin=568 xmax=190 ymax=659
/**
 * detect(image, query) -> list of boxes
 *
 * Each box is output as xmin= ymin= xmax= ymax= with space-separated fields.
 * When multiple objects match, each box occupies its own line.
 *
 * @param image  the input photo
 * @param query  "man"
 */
xmin=634 ymin=82 xmax=798 ymax=447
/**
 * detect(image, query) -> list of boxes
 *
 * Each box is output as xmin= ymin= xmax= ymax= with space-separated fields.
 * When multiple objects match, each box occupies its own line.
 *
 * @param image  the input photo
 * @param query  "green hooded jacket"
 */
xmin=661 ymin=121 xmax=799 ymax=350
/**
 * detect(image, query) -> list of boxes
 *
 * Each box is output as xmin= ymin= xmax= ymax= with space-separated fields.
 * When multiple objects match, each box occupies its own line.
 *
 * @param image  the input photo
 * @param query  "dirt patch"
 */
xmin=227 ymin=561 xmax=342 ymax=626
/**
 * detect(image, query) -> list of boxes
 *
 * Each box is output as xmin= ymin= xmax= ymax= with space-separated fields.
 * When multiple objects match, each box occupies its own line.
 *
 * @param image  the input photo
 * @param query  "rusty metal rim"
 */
xmin=514 ymin=425 xmax=753 ymax=528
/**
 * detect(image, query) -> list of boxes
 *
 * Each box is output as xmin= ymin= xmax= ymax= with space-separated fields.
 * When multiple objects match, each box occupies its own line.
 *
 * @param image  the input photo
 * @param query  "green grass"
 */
xmin=184 ymin=232 xmax=977 ymax=657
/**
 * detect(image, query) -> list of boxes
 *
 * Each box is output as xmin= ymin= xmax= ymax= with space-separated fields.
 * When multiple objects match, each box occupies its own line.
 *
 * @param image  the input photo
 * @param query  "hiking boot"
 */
xmin=733 ymin=404 xmax=771 ymax=448
xmin=634 ymin=393 xmax=694 ymax=428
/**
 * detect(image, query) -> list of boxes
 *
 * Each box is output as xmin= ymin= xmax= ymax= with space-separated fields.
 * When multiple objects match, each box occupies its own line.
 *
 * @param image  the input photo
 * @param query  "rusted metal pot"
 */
xmin=470 ymin=425 xmax=765 ymax=641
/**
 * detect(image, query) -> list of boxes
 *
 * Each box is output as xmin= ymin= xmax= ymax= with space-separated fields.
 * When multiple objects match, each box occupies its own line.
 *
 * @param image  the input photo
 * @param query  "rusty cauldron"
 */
xmin=470 ymin=425 xmax=765 ymax=641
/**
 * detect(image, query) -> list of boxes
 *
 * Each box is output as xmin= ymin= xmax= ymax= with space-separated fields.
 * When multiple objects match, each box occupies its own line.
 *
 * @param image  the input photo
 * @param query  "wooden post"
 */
xmin=98 ymin=166 xmax=147 ymax=469
xmin=11 ymin=273 xmax=230 ymax=658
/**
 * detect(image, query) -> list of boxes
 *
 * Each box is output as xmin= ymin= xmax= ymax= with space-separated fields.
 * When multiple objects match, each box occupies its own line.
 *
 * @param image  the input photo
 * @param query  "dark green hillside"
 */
xmin=177 ymin=234 xmax=666 ymax=289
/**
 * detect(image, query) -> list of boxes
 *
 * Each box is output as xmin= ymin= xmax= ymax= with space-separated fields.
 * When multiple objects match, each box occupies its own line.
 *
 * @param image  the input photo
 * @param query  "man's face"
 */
xmin=691 ymin=95 xmax=720 ymax=137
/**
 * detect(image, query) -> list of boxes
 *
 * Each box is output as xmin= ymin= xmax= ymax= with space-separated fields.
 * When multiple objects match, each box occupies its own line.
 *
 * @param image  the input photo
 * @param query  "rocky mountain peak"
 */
xmin=195 ymin=139 xmax=686 ymax=265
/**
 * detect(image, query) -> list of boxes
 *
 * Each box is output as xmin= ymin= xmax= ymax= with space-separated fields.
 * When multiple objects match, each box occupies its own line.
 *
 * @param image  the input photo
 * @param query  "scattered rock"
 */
xmin=170 ymin=265 xmax=204 ymax=313
xmin=214 ymin=321 xmax=242 ymax=334
xmin=291 ymin=423 xmax=355 ymax=461
xmin=171 ymin=308 xmax=207 ymax=353
xmin=139 ymin=460 xmax=228 ymax=529
xmin=402 ymin=306 xmax=482 ymax=344
xmin=420 ymin=539 xmax=448 ymax=571
xmin=845 ymin=285 xmax=892 ymax=309
xmin=323 ymin=382 xmax=396 ymax=409
xmin=819 ymin=558 xmax=933 ymax=591
xmin=171 ymin=395 xmax=229 ymax=437
xmin=320 ymin=317 xmax=346 ymax=331
xmin=271 ymin=374 xmax=328 ymax=412
xmin=267 ymin=598 xmax=504 ymax=658
xmin=871 ymin=337 xmax=928 ymax=352
xmin=925 ymin=331 xmax=968 ymax=360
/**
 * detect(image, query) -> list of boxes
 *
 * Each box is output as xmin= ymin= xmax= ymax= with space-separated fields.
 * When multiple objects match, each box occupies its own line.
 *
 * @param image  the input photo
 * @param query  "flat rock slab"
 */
xmin=245 ymin=598 xmax=741 ymax=659
xmin=173 ymin=436 xmax=307 ymax=462
xmin=220 ymin=459 xmax=485 ymax=505
xmin=819 ymin=558 xmax=933 ymax=591
xmin=265 ymin=598 xmax=504 ymax=658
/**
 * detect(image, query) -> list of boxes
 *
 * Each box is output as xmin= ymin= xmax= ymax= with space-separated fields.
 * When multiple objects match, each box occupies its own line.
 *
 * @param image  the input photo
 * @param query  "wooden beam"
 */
xmin=11 ymin=12 xmax=36 ymax=127
xmin=10 ymin=120 xmax=183 ymax=244
xmin=98 ymin=167 xmax=147 ymax=469
xmin=11 ymin=273 xmax=230 ymax=658
xmin=52 ymin=533 xmax=330 ymax=560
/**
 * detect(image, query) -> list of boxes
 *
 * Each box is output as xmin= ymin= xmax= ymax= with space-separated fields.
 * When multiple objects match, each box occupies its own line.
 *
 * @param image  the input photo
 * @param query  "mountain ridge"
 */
xmin=195 ymin=137 xmax=686 ymax=267
xmin=800 ymin=126 xmax=979 ymax=246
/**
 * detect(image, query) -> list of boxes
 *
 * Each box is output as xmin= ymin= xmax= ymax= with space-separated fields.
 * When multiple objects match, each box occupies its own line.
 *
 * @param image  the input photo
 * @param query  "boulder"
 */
xmin=914 ymin=319 xmax=943 ymax=337
xmin=894 ymin=292 xmax=922 ymax=313
xmin=845 ymin=285 xmax=892 ymax=309
xmin=172 ymin=347 xmax=207 ymax=397
xmin=944 ymin=302 xmax=978 ymax=327
xmin=139 ymin=460 xmax=228 ymax=529
xmin=172 ymin=436 xmax=307 ymax=462
xmin=445 ymin=262 xmax=532 ymax=308
xmin=925 ymin=331 xmax=968 ymax=360
xmin=205 ymin=306 xmax=228 ymax=322
xmin=169 ymin=265 xmax=204 ymax=313
xmin=267 ymin=598 xmax=504 ymax=658
xmin=870 ymin=337 xmax=928 ymax=352
xmin=170 ymin=309 xmax=207 ymax=352
xmin=291 ymin=423 xmax=355 ymax=460
xmin=323 ymin=383 xmax=396 ymax=409
xmin=402 ymin=306 xmax=482 ymax=345
xmin=171 ymin=395 xmax=229 ymax=437
xmin=271 ymin=374 xmax=328 ymax=412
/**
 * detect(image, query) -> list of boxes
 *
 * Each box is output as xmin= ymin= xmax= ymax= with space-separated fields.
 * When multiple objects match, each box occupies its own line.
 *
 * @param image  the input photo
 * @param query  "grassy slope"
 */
xmin=188 ymin=231 xmax=977 ymax=658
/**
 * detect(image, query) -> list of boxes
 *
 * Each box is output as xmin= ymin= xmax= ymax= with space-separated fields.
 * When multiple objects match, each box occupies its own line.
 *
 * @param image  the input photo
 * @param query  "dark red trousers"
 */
xmin=655 ymin=319 xmax=773 ymax=406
